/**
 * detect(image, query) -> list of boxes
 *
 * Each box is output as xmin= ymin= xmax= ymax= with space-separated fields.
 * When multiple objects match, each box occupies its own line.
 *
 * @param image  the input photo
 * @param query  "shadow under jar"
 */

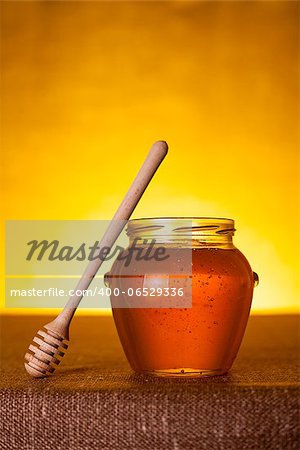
xmin=105 ymin=217 xmax=258 ymax=377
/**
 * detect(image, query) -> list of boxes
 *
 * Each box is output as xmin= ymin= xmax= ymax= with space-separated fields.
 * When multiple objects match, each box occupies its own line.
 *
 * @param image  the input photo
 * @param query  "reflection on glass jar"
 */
xmin=106 ymin=217 xmax=258 ymax=377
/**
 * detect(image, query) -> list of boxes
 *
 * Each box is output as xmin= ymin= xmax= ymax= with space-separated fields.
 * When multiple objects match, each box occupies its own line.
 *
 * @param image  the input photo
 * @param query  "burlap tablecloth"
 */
xmin=0 ymin=315 xmax=299 ymax=450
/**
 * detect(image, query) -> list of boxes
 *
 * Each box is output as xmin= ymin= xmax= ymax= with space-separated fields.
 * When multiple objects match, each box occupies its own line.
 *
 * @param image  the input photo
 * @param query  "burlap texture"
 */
xmin=0 ymin=315 xmax=299 ymax=450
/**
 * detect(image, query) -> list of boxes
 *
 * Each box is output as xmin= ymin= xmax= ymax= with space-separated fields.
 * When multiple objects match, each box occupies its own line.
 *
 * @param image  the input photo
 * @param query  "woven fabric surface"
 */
xmin=0 ymin=315 xmax=299 ymax=450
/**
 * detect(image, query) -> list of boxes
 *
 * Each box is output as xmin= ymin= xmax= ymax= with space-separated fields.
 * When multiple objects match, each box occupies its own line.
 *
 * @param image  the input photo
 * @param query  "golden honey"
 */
xmin=107 ymin=218 xmax=257 ymax=377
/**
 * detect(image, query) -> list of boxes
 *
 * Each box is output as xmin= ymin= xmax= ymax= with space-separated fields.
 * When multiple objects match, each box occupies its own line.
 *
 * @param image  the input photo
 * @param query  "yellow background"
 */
xmin=1 ymin=1 xmax=299 ymax=314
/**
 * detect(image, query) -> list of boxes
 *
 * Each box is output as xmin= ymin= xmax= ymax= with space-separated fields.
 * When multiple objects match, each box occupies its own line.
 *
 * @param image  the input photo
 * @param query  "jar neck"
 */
xmin=127 ymin=217 xmax=236 ymax=249
xmin=129 ymin=236 xmax=234 ymax=249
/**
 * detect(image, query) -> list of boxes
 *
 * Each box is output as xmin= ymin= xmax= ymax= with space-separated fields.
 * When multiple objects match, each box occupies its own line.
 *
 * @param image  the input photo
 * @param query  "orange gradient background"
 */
xmin=1 ymin=1 xmax=299 ymax=314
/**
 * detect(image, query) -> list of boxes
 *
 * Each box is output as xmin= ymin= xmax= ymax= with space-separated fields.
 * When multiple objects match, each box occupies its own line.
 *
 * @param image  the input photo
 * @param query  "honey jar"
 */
xmin=106 ymin=217 xmax=258 ymax=377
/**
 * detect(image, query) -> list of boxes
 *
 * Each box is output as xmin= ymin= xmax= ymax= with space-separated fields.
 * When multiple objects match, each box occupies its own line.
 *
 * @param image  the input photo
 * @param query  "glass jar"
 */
xmin=105 ymin=217 xmax=258 ymax=377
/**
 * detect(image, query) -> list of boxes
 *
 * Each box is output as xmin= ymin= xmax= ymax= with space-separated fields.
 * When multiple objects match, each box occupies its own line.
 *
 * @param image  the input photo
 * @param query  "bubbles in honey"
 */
xmin=110 ymin=247 xmax=254 ymax=373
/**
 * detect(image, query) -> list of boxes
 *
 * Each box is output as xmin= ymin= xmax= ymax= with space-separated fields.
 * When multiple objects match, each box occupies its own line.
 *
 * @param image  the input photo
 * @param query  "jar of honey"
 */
xmin=105 ymin=217 xmax=258 ymax=377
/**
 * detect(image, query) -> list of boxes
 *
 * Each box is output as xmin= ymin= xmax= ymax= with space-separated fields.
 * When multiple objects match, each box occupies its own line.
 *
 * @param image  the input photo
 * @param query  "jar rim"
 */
xmin=127 ymin=217 xmax=235 ymax=239
xmin=129 ymin=216 xmax=234 ymax=223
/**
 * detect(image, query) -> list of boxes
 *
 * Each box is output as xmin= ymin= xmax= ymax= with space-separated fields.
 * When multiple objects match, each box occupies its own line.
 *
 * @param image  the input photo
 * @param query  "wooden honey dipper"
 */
xmin=25 ymin=140 xmax=168 ymax=378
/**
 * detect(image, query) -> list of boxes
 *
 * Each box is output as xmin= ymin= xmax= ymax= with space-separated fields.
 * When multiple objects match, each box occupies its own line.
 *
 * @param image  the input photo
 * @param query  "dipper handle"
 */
xmin=63 ymin=140 xmax=168 ymax=319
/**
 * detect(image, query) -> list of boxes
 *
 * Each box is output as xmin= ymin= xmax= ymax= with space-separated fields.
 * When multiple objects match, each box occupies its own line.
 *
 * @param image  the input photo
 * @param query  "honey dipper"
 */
xmin=24 ymin=140 xmax=168 ymax=378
